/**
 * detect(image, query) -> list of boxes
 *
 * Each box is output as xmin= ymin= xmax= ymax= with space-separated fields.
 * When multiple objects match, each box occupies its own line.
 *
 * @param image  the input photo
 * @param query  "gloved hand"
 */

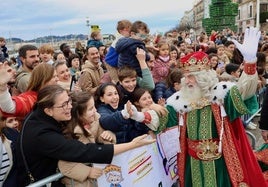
xmin=130 ymin=105 xmax=145 ymax=122
xmin=232 ymin=27 xmax=261 ymax=63
xmin=121 ymin=103 xmax=130 ymax=119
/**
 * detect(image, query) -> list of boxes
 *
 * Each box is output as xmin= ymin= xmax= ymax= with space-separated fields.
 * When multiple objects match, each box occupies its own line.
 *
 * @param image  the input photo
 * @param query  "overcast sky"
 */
xmin=1 ymin=0 xmax=195 ymax=40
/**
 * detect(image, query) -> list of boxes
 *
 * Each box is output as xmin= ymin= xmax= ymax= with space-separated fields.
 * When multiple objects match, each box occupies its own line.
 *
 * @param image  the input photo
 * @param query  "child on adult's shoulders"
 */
xmin=115 ymin=20 xmax=151 ymax=77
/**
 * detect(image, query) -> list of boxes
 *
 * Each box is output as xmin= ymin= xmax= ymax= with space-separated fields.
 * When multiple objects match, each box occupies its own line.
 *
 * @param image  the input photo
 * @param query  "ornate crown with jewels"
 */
xmin=180 ymin=51 xmax=210 ymax=73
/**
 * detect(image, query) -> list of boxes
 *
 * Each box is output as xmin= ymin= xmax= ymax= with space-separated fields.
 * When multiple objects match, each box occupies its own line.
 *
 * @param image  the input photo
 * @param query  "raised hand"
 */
xmin=121 ymin=100 xmax=132 ymax=119
xmin=232 ymin=27 xmax=261 ymax=62
xmin=0 ymin=62 xmax=16 ymax=85
xmin=130 ymin=105 xmax=145 ymax=122
xmin=136 ymin=47 xmax=146 ymax=62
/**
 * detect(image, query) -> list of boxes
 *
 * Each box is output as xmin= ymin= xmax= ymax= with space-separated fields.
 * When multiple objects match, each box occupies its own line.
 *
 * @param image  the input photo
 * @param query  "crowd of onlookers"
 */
xmin=0 ymin=19 xmax=267 ymax=186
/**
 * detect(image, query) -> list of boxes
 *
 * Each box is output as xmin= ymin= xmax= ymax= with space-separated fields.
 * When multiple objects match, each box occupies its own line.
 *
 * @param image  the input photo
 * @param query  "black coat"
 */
xmin=16 ymin=107 xmax=114 ymax=187
xmin=259 ymin=89 xmax=268 ymax=130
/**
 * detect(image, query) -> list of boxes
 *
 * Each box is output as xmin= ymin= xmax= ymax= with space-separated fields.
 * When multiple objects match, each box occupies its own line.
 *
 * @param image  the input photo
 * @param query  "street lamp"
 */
xmin=86 ymin=17 xmax=90 ymax=32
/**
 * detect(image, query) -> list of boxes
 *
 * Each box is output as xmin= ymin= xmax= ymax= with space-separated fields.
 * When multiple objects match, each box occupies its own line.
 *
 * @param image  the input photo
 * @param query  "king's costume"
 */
xmin=166 ymin=50 xmax=268 ymax=187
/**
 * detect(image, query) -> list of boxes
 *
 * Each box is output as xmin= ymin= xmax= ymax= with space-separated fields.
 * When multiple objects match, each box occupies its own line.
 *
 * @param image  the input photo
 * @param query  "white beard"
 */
xmin=181 ymin=85 xmax=203 ymax=103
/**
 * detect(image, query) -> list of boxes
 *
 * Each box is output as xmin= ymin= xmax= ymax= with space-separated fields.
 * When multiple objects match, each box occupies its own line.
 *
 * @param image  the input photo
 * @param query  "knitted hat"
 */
xmin=180 ymin=51 xmax=210 ymax=73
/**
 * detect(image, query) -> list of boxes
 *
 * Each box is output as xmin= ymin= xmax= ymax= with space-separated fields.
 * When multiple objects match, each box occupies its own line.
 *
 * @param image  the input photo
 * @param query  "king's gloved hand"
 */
xmin=130 ymin=105 xmax=145 ymax=122
xmin=232 ymin=27 xmax=261 ymax=63
xmin=121 ymin=103 xmax=130 ymax=119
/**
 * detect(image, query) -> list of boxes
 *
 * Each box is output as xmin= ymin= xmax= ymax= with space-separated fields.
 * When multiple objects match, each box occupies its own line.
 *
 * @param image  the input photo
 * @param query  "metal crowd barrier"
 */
xmin=26 ymin=173 xmax=64 ymax=187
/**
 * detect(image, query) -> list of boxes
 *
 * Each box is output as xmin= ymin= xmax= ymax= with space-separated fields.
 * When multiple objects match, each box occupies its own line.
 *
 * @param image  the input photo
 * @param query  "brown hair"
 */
xmin=117 ymin=20 xmax=132 ymax=32
xmin=0 ymin=37 xmax=6 ymax=42
xmin=130 ymin=20 xmax=150 ymax=34
xmin=36 ymin=84 xmax=66 ymax=110
xmin=117 ymin=66 xmax=137 ymax=82
xmin=18 ymin=44 xmax=38 ymax=58
xmin=166 ymin=68 xmax=183 ymax=88
xmin=27 ymin=63 xmax=55 ymax=92
xmin=130 ymin=87 xmax=151 ymax=111
xmin=94 ymin=82 xmax=122 ymax=108
xmin=68 ymin=91 xmax=94 ymax=138
xmin=39 ymin=44 xmax=54 ymax=55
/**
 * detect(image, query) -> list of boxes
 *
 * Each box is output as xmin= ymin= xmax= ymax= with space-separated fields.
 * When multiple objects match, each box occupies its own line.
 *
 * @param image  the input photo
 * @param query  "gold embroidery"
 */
xmin=189 ymin=97 xmax=211 ymax=110
xmin=196 ymin=139 xmax=221 ymax=161
xmin=230 ymin=86 xmax=249 ymax=114
xmin=238 ymin=182 xmax=249 ymax=187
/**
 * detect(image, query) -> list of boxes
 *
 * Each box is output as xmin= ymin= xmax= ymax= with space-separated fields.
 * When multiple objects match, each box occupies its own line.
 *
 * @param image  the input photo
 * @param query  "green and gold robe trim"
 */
xmin=187 ymin=106 xmax=217 ymax=187
xmin=224 ymin=86 xmax=258 ymax=122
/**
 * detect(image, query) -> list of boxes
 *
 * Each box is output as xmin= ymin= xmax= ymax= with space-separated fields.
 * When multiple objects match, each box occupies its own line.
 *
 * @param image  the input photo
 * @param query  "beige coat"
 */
xmin=78 ymin=60 xmax=104 ymax=95
xmin=58 ymin=113 xmax=116 ymax=187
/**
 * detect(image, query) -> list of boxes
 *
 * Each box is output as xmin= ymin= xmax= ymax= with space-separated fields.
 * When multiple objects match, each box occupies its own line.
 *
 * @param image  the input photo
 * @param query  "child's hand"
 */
xmin=169 ymin=59 xmax=177 ymax=67
xmin=157 ymin=98 xmax=166 ymax=106
xmin=136 ymin=47 xmax=146 ymax=62
xmin=88 ymin=167 xmax=103 ymax=179
xmin=149 ymin=103 xmax=168 ymax=117
xmin=121 ymin=101 xmax=132 ymax=119
xmin=100 ymin=130 xmax=116 ymax=143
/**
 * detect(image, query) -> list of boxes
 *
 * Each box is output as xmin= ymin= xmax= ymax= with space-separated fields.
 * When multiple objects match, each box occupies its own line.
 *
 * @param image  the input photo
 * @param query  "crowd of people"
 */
xmin=0 ymin=19 xmax=268 ymax=186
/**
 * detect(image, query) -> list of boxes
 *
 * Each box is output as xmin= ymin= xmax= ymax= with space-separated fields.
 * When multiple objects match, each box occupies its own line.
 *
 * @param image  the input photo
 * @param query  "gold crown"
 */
xmin=103 ymin=164 xmax=121 ymax=173
xmin=180 ymin=51 xmax=210 ymax=72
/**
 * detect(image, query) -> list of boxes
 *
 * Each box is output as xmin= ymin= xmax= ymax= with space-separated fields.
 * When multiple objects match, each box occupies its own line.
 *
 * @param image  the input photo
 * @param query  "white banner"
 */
xmin=95 ymin=126 xmax=179 ymax=187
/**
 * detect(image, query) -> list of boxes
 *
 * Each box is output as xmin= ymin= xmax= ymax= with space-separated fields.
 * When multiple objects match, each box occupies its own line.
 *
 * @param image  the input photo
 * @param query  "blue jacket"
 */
xmin=164 ymin=87 xmax=177 ymax=100
xmin=87 ymin=39 xmax=103 ymax=49
xmin=104 ymin=47 xmax=118 ymax=67
xmin=115 ymin=37 xmax=150 ymax=77
xmin=97 ymin=104 xmax=149 ymax=143
xmin=152 ymin=82 xmax=167 ymax=103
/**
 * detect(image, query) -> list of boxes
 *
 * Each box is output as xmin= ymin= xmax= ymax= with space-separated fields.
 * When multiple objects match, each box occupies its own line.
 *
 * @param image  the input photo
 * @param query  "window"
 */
xmin=249 ymin=5 xmax=252 ymax=18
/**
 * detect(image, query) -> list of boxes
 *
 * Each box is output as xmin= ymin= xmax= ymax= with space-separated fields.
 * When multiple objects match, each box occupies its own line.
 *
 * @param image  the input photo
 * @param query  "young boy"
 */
xmin=39 ymin=44 xmax=54 ymax=65
xmin=115 ymin=20 xmax=151 ymax=78
xmin=116 ymin=48 xmax=155 ymax=105
xmin=105 ymin=20 xmax=132 ymax=83
xmin=220 ymin=62 xmax=241 ymax=82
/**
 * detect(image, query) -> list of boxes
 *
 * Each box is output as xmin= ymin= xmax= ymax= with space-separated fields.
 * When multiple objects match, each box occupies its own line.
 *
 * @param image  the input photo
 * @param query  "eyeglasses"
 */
xmin=53 ymin=98 xmax=72 ymax=110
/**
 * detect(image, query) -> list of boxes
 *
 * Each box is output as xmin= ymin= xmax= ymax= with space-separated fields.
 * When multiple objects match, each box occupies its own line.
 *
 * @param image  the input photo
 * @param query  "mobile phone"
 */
xmin=69 ymin=75 xmax=77 ymax=92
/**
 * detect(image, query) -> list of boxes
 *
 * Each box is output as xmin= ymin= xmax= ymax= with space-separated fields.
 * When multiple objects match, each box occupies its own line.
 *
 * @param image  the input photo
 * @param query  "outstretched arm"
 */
xmin=113 ymin=134 xmax=155 ymax=155
xmin=232 ymin=27 xmax=261 ymax=100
